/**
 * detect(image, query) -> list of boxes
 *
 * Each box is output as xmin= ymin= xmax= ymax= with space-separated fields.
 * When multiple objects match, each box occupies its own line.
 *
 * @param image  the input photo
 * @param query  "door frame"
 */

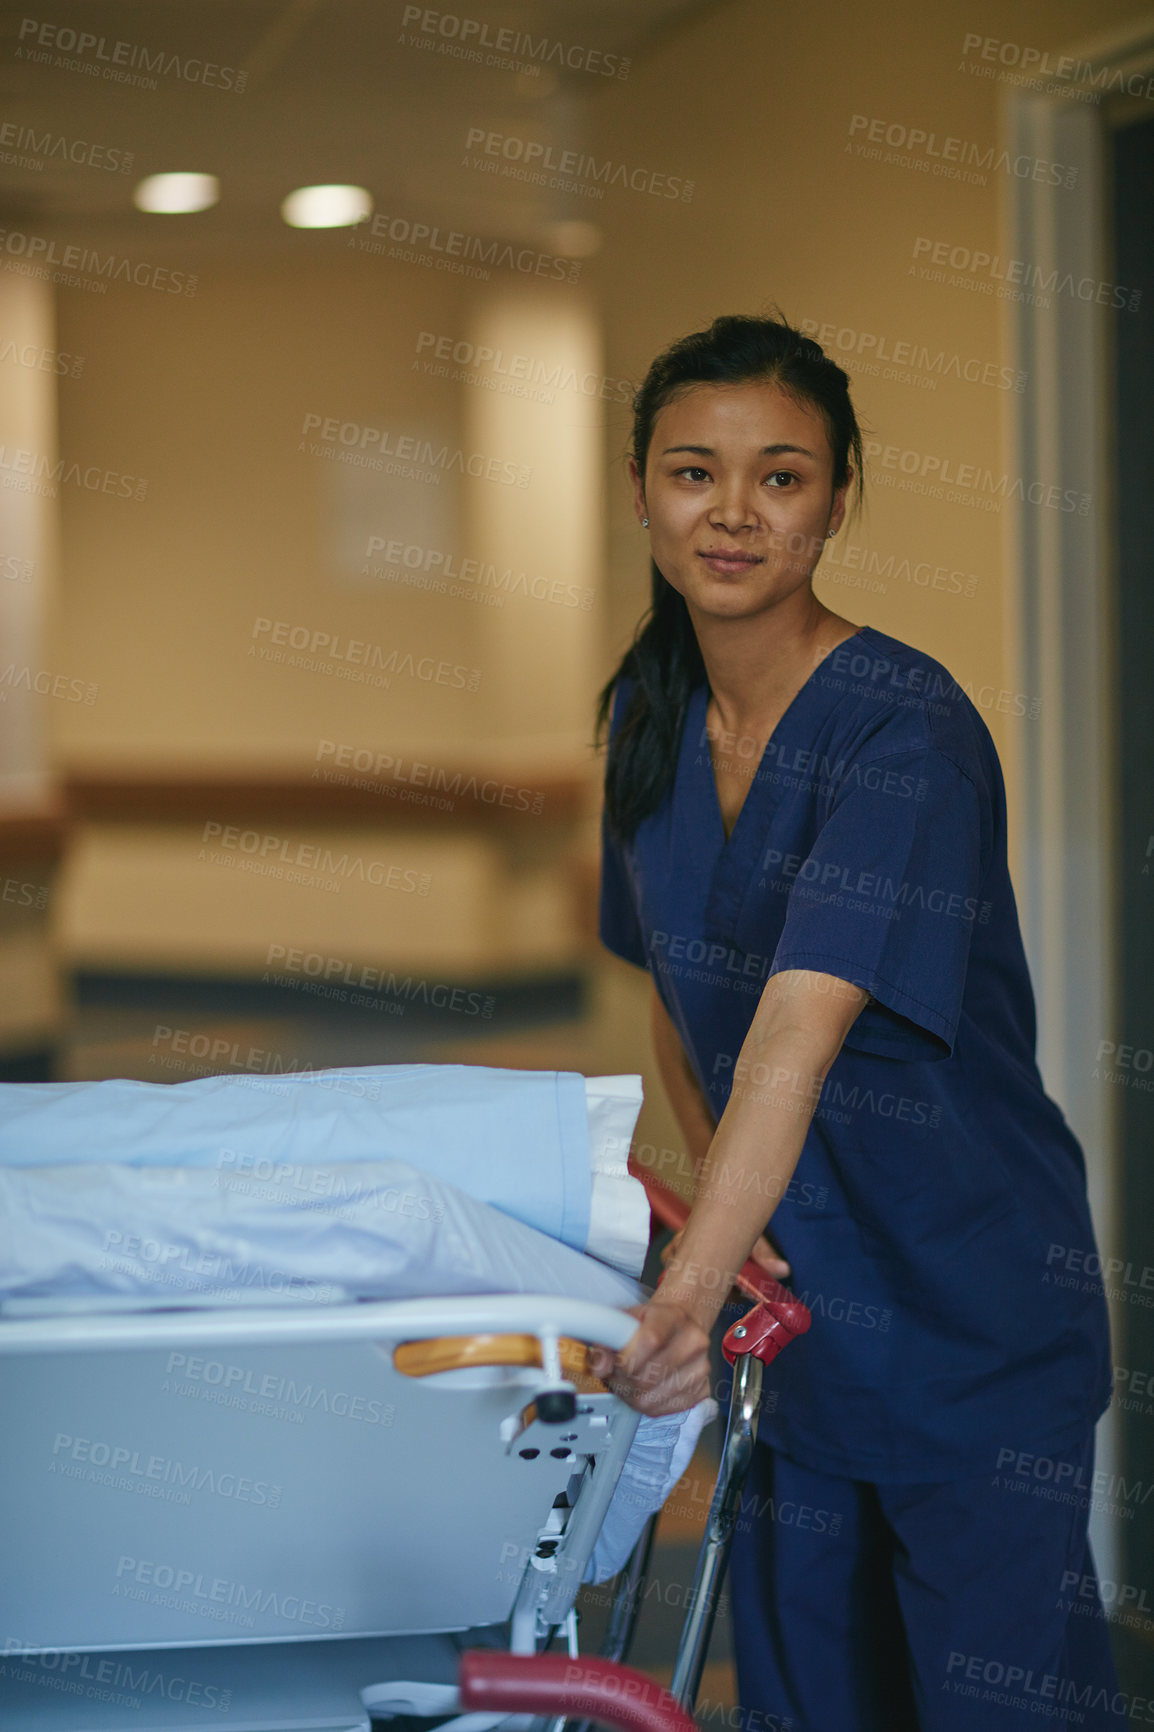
xmin=1002 ymin=19 xmax=1154 ymax=1587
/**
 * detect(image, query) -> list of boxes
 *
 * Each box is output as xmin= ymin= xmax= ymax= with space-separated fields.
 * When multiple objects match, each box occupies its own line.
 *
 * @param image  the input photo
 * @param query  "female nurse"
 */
xmin=588 ymin=315 xmax=1121 ymax=1730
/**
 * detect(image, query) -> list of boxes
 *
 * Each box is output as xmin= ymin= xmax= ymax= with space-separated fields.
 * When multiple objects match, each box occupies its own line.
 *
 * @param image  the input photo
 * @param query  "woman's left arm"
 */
xmin=592 ymin=967 xmax=869 ymax=1415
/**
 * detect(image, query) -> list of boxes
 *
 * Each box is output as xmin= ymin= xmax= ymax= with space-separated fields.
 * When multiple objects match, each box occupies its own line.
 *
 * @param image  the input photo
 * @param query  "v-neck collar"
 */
xmin=686 ymin=626 xmax=866 ymax=945
xmin=697 ymin=627 xmax=866 ymax=852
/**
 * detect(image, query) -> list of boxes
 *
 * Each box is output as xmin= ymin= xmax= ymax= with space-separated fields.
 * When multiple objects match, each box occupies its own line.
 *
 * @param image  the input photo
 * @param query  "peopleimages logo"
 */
xmin=1 ymin=1639 xmax=233 ymax=1713
xmin=363 ymin=536 xmax=592 ymax=611
xmin=350 ymin=211 xmax=581 ymax=284
xmin=0 ymin=443 xmax=147 ymax=500
xmin=463 ymin=128 xmax=694 ymax=202
xmin=148 ymin=1025 xmax=382 ymax=1097
xmin=115 ymin=1554 xmax=344 ymax=1630
xmin=199 ymin=818 xmax=433 ymax=897
xmin=261 ymin=944 xmax=495 ymax=1021
xmin=944 ymin=1650 xmax=1154 ymax=1722
xmin=300 ymin=412 xmax=531 ymax=488
xmin=414 ymin=330 xmax=636 ymax=405
xmin=50 ymin=1432 xmax=282 ymax=1507
xmin=316 ymin=739 xmax=545 ymax=812
xmin=0 ymin=663 xmax=97 ymax=704
xmin=0 ymin=224 xmax=197 ymax=295
xmin=864 ymin=435 xmax=1090 ymax=516
xmin=910 ymin=236 xmax=1141 ymax=312
xmin=959 ymin=33 xmax=1154 ymax=103
xmin=758 ymin=848 xmax=991 ymax=926
xmin=163 ymin=1351 xmax=395 ymax=1429
xmin=15 ymin=17 xmax=247 ymax=93
xmin=1093 ymin=1038 xmax=1154 ymax=1093
xmin=399 ymin=6 xmax=632 ymax=78
xmin=799 ymin=316 xmax=1024 ymax=394
xmin=248 ymin=615 xmax=482 ymax=694
xmin=0 ymin=119 xmax=134 ymax=174
xmin=847 ymin=113 xmax=1077 ymax=187
xmin=0 ymin=338 xmax=84 ymax=378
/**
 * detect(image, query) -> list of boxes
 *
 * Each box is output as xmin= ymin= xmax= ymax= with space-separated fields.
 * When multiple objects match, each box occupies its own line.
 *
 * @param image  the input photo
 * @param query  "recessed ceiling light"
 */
xmin=281 ymin=184 xmax=372 ymax=229
xmin=134 ymin=173 xmax=220 ymax=214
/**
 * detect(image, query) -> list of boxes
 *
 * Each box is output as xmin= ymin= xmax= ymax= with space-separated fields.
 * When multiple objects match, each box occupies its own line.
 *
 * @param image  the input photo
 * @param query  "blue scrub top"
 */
xmin=600 ymin=625 xmax=1112 ymax=1481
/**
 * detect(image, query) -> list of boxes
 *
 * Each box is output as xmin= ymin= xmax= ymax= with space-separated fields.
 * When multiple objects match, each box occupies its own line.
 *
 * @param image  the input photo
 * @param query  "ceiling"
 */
xmin=0 ymin=0 xmax=719 ymax=254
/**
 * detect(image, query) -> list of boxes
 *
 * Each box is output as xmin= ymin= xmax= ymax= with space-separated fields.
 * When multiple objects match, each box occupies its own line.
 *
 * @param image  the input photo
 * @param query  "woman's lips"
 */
xmin=697 ymin=549 xmax=764 ymax=576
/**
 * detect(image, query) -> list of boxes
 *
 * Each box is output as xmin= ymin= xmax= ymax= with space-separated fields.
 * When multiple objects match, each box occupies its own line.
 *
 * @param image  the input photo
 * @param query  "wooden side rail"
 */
xmin=393 ymin=1332 xmax=603 ymax=1388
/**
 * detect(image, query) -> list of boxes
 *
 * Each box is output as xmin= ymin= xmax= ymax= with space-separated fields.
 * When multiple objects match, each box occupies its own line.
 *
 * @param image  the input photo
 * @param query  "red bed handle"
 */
xmin=460 ymin=1651 xmax=699 ymax=1732
xmin=633 ymin=1167 xmax=811 ymax=1363
xmin=720 ymin=1294 xmax=809 ymax=1366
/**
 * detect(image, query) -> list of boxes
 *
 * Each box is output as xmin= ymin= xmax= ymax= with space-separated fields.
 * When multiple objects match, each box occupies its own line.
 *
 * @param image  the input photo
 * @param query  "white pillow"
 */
xmin=584 ymin=1076 xmax=650 ymax=1276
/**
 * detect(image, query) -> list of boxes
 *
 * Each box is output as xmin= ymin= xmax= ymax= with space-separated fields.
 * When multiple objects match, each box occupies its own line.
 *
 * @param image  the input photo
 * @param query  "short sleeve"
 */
xmin=599 ymin=812 xmax=648 ymax=968
xmin=767 ymin=751 xmax=987 ymax=1061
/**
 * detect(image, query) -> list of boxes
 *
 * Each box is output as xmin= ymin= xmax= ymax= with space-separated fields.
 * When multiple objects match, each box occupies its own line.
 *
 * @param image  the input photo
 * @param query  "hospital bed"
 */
xmin=0 ymin=1066 xmax=809 ymax=1732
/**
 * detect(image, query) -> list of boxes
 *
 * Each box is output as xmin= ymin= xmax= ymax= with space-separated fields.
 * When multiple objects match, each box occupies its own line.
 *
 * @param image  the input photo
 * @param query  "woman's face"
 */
xmin=630 ymin=379 xmax=850 ymax=624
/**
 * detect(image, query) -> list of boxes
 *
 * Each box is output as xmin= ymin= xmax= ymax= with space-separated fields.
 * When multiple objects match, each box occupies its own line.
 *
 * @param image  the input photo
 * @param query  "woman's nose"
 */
xmin=710 ymin=488 xmax=759 ymax=531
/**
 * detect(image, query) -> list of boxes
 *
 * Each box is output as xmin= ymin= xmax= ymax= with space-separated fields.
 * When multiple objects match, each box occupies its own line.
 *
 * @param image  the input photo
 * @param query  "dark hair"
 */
xmin=597 ymin=312 xmax=865 ymax=839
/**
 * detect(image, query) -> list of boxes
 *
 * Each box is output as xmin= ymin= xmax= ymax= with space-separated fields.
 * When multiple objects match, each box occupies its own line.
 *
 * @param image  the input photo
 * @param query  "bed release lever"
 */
xmin=721 ymin=1295 xmax=811 ymax=1367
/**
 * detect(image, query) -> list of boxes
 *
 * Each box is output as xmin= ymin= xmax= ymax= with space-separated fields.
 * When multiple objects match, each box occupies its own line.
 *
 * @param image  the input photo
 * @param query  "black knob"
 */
xmin=536 ymin=1388 xmax=577 ymax=1424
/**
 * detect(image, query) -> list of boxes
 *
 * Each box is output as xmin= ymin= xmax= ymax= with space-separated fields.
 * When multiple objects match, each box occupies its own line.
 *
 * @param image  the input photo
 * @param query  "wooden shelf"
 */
xmin=62 ymin=769 xmax=591 ymax=828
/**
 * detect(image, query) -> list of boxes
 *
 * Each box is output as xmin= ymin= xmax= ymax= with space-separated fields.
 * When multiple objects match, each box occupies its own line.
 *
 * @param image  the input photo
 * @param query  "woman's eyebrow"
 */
xmin=659 ymin=442 xmax=817 ymax=458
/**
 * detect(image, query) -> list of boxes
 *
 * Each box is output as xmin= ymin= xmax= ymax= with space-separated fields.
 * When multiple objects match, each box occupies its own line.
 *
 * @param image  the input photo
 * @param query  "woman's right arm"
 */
xmin=649 ymin=983 xmax=790 ymax=1281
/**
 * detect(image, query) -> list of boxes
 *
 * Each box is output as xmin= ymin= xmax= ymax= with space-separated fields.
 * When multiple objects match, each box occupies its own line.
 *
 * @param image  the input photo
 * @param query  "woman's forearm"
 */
xmin=657 ymin=1031 xmax=820 ymax=1327
xmin=658 ymin=970 xmax=866 ymax=1330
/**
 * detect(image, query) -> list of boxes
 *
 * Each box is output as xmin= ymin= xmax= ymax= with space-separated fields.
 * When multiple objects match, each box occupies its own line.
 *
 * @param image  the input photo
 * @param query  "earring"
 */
xmin=827 ymin=530 xmax=835 ymax=539
xmin=642 ymin=517 xmax=649 ymax=528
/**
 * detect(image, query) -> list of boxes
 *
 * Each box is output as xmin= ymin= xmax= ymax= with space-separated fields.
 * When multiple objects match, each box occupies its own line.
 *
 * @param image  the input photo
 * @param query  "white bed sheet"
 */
xmin=0 ymin=1156 xmax=643 ymax=1309
xmin=0 ymin=1064 xmax=651 ymax=1275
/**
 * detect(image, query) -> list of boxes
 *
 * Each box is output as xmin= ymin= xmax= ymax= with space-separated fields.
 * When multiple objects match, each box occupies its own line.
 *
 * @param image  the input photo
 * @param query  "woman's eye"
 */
xmin=676 ymin=466 xmax=710 ymax=482
xmin=766 ymin=470 xmax=796 ymax=488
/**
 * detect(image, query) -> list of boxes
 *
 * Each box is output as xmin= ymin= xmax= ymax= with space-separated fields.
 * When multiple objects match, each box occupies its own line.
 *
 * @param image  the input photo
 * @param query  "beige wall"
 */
xmin=49 ymin=247 xmax=607 ymax=973
xmin=52 ymin=253 xmax=602 ymax=773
